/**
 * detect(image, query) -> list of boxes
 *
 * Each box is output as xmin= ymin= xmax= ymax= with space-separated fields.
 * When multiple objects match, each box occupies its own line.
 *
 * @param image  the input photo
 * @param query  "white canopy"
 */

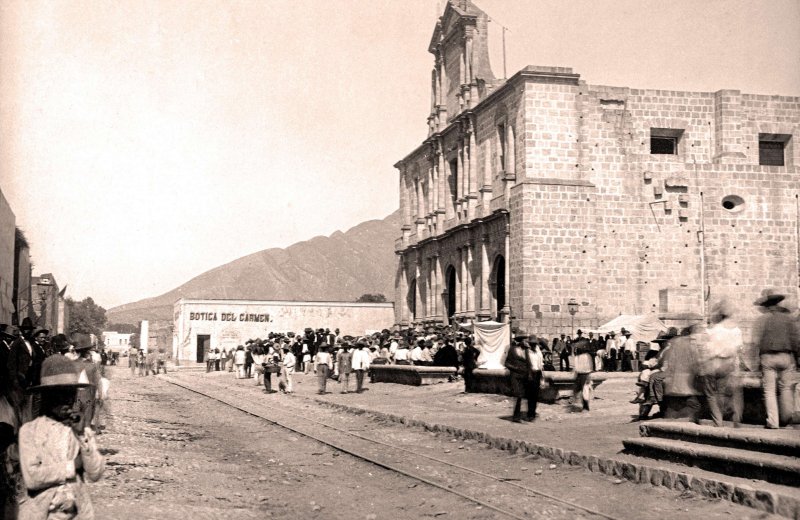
xmin=590 ymin=314 xmax=667 ymax=347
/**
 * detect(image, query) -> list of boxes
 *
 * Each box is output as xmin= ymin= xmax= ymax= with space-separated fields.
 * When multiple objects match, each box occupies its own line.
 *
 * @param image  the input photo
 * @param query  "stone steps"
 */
xmin=639 ymin=420 xmax=800 ymax=457
xmin=623 ymin=435 xmax=800 ymax=487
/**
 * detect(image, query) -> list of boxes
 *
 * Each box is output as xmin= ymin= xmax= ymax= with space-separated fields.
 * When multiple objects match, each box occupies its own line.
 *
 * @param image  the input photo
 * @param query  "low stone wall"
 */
xmin=370 ymin=365 xmax=456 ymax=386
xmin=468 ymin=369 xmax=607 ymax=403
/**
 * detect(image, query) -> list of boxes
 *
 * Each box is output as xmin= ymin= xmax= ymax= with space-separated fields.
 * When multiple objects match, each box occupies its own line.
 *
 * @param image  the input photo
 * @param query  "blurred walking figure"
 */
xmin=663 ymin=325 xmax=703 ymax=422
xmin=700 ymin=299 xmax=743 ymax=427
xmin=145 ymin=349 xmax=157 ymax=376
xmin=234 ymin=346 xmax=246 ymax=379
xmin=508 ymin=336 xmax=544 ymax=422
xmin=137 ymin=350 xmax=146 ymax=376
xmin=753 ymin=289 xmax=799 ymax=429
xmin=572 ymin=330 xmax=594 ymax=411
xmin=155 ymin=348 xmax=167 ymax=374
xmin=128 ymin=345 xmax=138 ymax=376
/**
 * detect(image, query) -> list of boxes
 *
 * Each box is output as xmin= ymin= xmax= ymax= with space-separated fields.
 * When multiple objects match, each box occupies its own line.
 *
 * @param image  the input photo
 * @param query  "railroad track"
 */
xmin=163 ymin=375 xmax=621 ymax=520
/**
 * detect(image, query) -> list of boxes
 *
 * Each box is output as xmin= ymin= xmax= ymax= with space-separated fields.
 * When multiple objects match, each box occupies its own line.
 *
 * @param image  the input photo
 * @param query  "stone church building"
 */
xmin=394 ymin=0 xmax=800 ymax=338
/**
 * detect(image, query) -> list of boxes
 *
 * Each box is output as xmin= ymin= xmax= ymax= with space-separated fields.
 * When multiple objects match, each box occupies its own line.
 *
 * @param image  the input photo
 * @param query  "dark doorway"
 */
xmin=492 ymin=255 xmax=506 ymax=320
xmin=196 ymin=335 xmax=210 ymax=363
xmin=446 ymin=265 xmax=457 ymax=322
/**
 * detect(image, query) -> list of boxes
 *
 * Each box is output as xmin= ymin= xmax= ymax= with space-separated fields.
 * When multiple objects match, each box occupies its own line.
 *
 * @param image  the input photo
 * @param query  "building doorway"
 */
xmin=446 ymin=265 xmax=457 ymax=322
xmin=196 ymin=335 xmax=210 ymax=363
xmin=491 ymin=255 xmax=506 ymax=320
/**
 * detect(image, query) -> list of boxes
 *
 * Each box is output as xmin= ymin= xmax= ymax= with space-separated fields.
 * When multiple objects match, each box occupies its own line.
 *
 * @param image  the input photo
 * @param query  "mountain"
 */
xmin=106 ymin=210 xmax=400 ymax=326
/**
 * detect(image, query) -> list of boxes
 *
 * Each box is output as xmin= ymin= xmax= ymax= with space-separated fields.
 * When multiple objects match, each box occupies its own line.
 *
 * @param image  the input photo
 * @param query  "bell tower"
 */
xmin=427 ymin=0 xmax=496 ymax=135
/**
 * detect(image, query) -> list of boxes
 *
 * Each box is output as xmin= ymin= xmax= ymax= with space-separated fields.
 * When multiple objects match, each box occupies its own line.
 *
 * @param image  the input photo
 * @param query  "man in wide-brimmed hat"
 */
xmin=753 ymin=288 xmax=799 ymax=428
xmin=18 ymin=356 xmax=104 ymax=518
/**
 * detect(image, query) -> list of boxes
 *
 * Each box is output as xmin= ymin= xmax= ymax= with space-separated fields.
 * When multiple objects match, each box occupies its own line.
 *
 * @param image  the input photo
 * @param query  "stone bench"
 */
xmin=467 ymin=369 xmax=607 ymax=403
xmin=369 ymin=364 xmax=457 ymax=386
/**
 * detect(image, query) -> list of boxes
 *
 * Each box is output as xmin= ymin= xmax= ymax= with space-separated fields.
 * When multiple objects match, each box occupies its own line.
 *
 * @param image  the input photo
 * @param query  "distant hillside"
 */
xmin=106 ymin=211 xmax=400 ymax=326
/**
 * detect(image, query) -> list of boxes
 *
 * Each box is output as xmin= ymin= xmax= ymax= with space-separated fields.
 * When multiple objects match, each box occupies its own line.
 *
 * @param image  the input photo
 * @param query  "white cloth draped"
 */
xmin=461 ymin=321 xmax=510 ymax=369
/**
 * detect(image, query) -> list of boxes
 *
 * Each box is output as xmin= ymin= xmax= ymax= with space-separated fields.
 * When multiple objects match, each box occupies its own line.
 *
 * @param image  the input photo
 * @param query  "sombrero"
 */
xmin=27 ymin=356 xmax=93 ymax=392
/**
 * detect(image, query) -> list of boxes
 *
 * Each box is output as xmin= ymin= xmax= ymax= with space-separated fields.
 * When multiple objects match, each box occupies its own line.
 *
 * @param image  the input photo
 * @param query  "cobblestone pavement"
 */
xmin=88 ymin=367 xmax=784 ymax=519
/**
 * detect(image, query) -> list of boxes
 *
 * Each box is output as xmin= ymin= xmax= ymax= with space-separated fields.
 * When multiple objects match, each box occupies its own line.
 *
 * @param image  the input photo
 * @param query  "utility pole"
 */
xmin=489 ymin=18 xmax=509 ymax=79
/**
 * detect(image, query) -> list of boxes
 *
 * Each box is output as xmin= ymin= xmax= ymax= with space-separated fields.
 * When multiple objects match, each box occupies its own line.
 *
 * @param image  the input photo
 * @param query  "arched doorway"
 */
xmin=445 ymin=266 xmax=457 ymax=322
xmin=491 ymin=255 xmax=506 ymax=321
xmin=407 ymin=279 xmax=417 ymax=321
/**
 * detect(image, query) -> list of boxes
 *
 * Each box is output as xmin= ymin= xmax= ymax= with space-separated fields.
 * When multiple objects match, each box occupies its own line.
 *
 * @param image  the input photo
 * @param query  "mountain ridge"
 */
xmin=106 ymin=210 xmax=399 ymax=326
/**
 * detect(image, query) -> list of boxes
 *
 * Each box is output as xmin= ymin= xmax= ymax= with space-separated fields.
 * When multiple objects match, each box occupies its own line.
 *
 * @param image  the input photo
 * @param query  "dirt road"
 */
xmin=89 ymin=368 xmax=780 ymax=519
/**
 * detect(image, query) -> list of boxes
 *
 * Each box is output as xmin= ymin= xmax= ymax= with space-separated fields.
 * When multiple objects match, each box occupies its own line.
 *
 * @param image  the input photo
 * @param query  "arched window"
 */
xmin=490 ymin=255 xmax=506 ymax=320
xmin=445 ymin=265 xmax=457 ymax=323
xmin=407 ymin=279 xmax=417 ymax=321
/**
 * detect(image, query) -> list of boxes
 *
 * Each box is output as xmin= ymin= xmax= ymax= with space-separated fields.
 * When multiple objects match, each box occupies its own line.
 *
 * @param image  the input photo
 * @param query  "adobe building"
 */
xmin=394 ymin=0 xmax=800 ymax=339
xmin=173 ymin=298 xmax=394 ymax=364
xmin=0 ymin=188 xmax=15 ymax=323
xmin=13 ymin=228 xmax=34 ymax=327
xmin=32 ymin=274 xmax=68 ymax=334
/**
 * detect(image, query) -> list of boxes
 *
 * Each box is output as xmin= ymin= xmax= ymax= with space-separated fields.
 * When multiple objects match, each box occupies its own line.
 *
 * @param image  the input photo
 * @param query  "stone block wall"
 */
xmin=514 ymin=81 xmax=800 ymax=340
xmin=521 ymin=75 xmax=582 ymax=181
xmin=509 ymin=179 xmax=597 ymax=335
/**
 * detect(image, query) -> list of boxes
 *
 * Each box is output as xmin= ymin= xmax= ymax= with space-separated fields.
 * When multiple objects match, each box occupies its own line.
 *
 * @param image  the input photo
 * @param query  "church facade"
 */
xmin=394 ymin=0 xmax=800 ymax=338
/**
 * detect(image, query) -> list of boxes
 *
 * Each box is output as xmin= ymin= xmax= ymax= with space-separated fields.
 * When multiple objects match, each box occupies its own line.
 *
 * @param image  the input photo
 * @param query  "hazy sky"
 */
xmin=1 ymin=0 xmax=798 ymax=309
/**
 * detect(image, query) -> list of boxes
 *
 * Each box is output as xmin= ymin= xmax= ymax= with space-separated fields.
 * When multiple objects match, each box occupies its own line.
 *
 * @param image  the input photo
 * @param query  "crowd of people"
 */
xmin=127 ymin=346 xmax=168 ymax=376
xmin=0 ymin=318 xmax=107 ymax=518
xmin=634 ymin=290 xmax=799 ymax=429
xmin=205 ymin=327 xmax=469 ymax=396
xmin=550 ymin=328 xmax=642 ymax=373
xmin=209 ymin=288 xmax=799 ymax=432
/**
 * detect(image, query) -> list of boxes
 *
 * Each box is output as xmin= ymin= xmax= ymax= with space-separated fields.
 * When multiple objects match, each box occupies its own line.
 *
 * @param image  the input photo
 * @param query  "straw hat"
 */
xmin=27 ymin=356 xmax=93 ymax=393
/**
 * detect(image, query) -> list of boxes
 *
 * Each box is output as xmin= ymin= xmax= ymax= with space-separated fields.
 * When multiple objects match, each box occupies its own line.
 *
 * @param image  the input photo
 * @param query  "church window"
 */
xmin=759 ymin=134 xmax=790 ymax=166
xmin=650 ymin=128 xmax=684 ymax=155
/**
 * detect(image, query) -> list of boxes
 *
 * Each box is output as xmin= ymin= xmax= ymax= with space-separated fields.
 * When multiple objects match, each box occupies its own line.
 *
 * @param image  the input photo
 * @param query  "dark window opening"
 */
xmin=651 ymin=136 xmax=678 ymax=154
xmin=449 ymin=158 xmax=458 ymax=203
xmin=722 ymin=200 xmax=735 ymax=210
xmin=650 ymin=128 xmax=683 ymax=155
xmin=497 ymin=123 xmax=507 ymax=171
xmin=759 ymin=138 xmax=787 ymax=166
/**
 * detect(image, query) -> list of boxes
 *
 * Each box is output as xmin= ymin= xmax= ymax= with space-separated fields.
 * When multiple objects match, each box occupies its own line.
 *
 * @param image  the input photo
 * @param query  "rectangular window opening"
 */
xmin=449 ymin=158 xmax=458 ymax=204
xmin=650 ymin=128 xmax=683 ymax=155
xmin=759 ymin=133 xmax=790 ymax=166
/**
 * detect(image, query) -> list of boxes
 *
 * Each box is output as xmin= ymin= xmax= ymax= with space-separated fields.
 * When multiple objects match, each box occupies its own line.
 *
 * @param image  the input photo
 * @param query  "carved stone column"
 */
xmin=501 ymin=228 xmax=511 ymax=323
xmin=468 ymin=118 xmax=478 ymax=219
xmin=465 ymin=239 xmax=474 ymax=316
xmin=398 ymin=255 xmax=409 ymax=325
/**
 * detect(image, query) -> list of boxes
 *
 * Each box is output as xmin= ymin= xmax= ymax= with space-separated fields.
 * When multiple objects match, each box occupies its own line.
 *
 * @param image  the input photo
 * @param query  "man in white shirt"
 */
xmin=314 ymin=346 xmax=333 ymax=394
xmin=351 ymin=342 xmax=371 ymax=393
xmin=410 ymin=340 xmax=423 ymax=365
xmin=394 ymin=340 xmax=410 ymax=365
xmin=282 ymin=346 xmax=296 ymax=393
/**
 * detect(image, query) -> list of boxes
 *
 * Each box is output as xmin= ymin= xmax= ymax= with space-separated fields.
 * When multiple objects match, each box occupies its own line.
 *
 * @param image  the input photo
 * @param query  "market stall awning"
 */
xmin=590 ymin=314 xmax=667 ymax=346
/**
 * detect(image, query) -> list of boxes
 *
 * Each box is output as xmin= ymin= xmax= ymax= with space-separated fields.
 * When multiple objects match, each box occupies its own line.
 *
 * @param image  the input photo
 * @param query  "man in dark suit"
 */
xmin=7 ymin=318 xmax=47 ymax=422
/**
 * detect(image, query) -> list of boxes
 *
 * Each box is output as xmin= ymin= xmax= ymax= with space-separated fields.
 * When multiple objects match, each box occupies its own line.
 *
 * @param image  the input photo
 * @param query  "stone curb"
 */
xmin=311 ymin=398 xmax=800 ymax=520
